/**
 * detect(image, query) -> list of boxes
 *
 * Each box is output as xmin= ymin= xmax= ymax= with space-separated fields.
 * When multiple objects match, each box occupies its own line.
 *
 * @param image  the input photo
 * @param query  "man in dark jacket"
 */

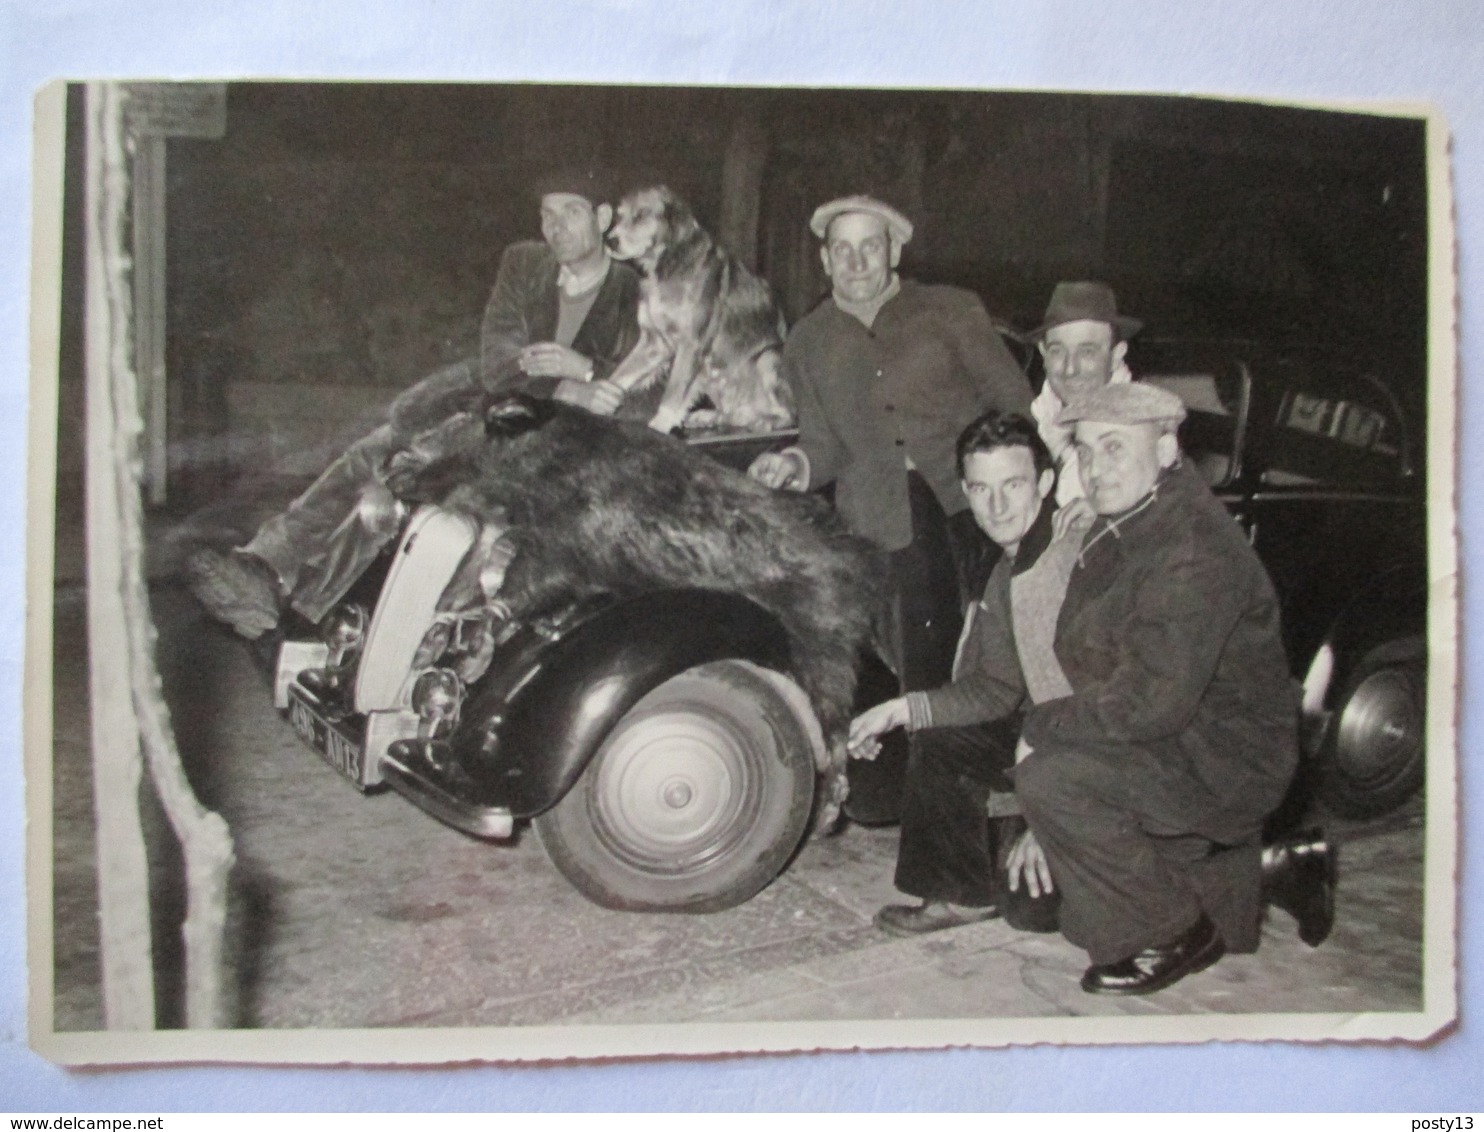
xmin=187 ymin=170 xmax=641 ymax=637
xmin=748 ymin=194 xmax=1033 ymax=822
xmin=1015 ymin=381 xmax=1301 ymax=995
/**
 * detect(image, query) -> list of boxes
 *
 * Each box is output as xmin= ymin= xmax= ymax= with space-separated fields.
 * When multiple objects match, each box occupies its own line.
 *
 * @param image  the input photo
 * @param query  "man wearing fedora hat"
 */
xmin=1029 ymin=281 xmax=1142 ymax=507
xmin=1012 ymin=381 xmax=1307 ymax=994
xmin=187 ymin=169 xmax=641 ymax=638
xmin=749 ymin=194 xmax=1032 ymax=822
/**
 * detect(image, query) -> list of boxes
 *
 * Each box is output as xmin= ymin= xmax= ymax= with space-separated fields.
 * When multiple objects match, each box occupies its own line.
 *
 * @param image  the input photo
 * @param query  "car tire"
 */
xmin=1316 ymin=639 xmax=1426 ymax=819
xmin=534 ymin=660 xmax=817 ymax=912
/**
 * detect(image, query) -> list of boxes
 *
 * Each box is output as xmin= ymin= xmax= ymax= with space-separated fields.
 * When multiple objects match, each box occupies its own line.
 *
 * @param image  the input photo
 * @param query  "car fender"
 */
xmin=1323 ymin=561 xmax=1427 ymax=693
xmin=449 ymin=588 xmax=799 ymax=817
xmin=1301 ymin=560 xmax=1427 ymax=715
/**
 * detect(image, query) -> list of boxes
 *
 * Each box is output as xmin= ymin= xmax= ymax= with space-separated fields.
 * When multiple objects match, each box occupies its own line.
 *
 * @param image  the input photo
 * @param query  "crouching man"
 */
xmin=847 ymin=411 xmax=1077 ymax=936
xmin=1015 ymin=382 xmax=1299 ymax=995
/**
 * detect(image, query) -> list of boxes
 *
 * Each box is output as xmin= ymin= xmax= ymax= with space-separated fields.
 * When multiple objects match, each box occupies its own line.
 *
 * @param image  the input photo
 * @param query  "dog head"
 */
xmin=605 ymin=185 xmax=701 ymax=274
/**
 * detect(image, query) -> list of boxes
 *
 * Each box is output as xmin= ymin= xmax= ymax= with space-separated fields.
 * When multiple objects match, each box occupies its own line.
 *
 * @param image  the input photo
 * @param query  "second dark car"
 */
xmin=1130 ymin=338 xmax=1429 ymax=819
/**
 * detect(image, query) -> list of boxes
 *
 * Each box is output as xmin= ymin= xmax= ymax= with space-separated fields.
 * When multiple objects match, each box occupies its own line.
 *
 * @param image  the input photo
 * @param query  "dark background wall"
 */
xmin=54 ymin=82 xmax=1428 ymax=515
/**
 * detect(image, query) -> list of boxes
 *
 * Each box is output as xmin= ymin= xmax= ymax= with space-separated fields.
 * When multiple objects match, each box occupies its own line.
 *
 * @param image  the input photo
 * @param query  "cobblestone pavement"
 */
xmin=49 ymin=582 xmax=1430 ymax=1036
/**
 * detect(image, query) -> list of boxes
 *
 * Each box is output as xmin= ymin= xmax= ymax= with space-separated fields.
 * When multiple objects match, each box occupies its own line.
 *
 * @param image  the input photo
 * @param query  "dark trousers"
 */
xmin=894 ymin=721 xmax=1060 ymax=931
xmin=847 ymin=475 xmax=998 ymax=825
xmin=1016 ymin=742 xmax=1263 ymax=965
xmin=242 ymin=359 xmax=487 ymax=624
xmin=244 ymin=423 xmax=410 ymax=625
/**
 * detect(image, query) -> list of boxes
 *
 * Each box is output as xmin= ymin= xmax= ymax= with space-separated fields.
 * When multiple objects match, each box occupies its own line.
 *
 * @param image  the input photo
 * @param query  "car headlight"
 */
xmin=412 ymin=667 xmax=464 ymax=739
xmin=411 ymin=619 xmax=453 ymax=671
xmin=321 ymin=603 xmax=368 ymax=668
xmin=356 ymin=484 xmax=406 ymax=538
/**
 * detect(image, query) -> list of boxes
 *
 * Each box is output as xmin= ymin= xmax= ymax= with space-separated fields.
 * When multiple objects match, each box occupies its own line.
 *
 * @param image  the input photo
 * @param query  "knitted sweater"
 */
xmin=905 ymin=499 xmax=1078 ymax=730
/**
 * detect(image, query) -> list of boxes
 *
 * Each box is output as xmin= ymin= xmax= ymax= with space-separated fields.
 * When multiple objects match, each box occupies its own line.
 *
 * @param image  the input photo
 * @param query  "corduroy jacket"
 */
xmin=480 ymin=241 xmax=642 ymax=394
xmin=387 ymin=242 xmax=642 ymax=437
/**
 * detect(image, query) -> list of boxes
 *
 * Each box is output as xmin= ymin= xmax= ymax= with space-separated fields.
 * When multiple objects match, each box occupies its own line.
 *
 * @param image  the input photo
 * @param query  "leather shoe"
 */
xmin=186 ymin=547 xmax=285 ymax=639
xmin=873 ymin=900 xmax=1000 ymax=937
xmin=1080 ymin=913 xmax=1226 ymax=995
xmin=1263 ymin=828 xmax=1337 ymax=947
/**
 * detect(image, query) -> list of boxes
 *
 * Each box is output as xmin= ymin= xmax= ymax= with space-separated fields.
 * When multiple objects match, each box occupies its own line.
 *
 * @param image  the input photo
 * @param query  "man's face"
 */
xmin=539 ymin=192 xmax=612 ymax=266
xmin=1073 ymin=419 xmax=1177 ymax=516
xmin=1039 ymin=319 xmax=1127 ymax=405
xmin=961 ymin=446 xmax=1055 ymax=555
xmin=820 ymin=212 xmax=900 ymax=304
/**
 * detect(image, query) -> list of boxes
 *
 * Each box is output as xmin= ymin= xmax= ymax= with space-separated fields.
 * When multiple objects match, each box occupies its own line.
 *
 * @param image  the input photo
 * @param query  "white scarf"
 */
xmin=1031 ymin=360 xmax=1134 ymax=505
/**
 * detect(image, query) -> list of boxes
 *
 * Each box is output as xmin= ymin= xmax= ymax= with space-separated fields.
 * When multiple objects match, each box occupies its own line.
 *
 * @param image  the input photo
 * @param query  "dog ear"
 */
xmin=659 ymin=188 xmax=700 ymax=243
xmin=483 ymin=394 xmax=555 ymax=439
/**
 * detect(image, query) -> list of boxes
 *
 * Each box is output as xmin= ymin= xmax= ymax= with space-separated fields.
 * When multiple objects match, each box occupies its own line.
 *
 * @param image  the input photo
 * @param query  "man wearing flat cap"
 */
xmin=187 ymin=170 xmax=640 ymax=638
xmin=1013 ymin=381 xmax=1302 ymax=994
xmin=749 ymin=195 xmax=1032 ymax=818
xmin=1029 ymin=280 xmax=1141 ymax=507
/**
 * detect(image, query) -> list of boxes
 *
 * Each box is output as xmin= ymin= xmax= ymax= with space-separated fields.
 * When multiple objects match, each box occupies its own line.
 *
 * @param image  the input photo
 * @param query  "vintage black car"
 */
xmin=271 ymin=342 xmax=1427 ymax=914
xmin=271 ymin=426 xmax=835 ymax=915
xmin=1130 ymin=339 xmax=1428 ymax=820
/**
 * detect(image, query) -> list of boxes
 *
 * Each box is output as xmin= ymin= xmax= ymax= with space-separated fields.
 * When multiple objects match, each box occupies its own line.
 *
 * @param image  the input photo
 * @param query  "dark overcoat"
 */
xmin=1019 ymin=460 xmax=1300 ymax=845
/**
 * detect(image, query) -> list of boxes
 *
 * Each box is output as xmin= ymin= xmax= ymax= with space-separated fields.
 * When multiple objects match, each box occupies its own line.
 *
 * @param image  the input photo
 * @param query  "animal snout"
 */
xmin=483 ymin=394 xmax=554 ymax=438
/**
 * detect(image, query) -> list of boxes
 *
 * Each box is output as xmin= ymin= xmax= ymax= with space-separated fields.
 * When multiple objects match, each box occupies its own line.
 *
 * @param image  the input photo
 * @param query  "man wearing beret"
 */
xmin=188 ymin=170 xmax=641 ymax=638
xmin=1014 ymin=381 xmax=1303 ymax=994
xmin=749 ymin=195 xmax=1032 ymax=820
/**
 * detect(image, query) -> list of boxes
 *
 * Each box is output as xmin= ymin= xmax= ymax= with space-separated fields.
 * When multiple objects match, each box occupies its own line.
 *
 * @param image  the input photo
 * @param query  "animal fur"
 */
xmin=605 ymin=185 xmax=795 ymax=435
xmin=392 ymin=395 xmax=883 ymax=759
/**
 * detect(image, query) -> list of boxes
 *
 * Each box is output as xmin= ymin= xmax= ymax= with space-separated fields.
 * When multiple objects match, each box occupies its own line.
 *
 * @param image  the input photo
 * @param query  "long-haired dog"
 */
xmin=389 ymin=394 xmax=885 ymax=828
xmin=604 ymin=185 xmax=795 ymax=434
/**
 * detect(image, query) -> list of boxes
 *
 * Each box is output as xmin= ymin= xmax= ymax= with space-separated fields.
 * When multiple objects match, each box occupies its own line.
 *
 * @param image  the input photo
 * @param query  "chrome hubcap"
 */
xmin=590 ymin=701 xmax=762 ymax=874
xmin=1335 ymin=668 xmax=1420 ymax=782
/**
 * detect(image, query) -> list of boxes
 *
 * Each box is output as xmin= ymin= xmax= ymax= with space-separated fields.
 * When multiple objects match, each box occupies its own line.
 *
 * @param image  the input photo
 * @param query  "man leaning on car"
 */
xmin=747 ymin=194 xmax=1033 ymax=823
xmin=186 ymin=168 xmax=641 ymax=639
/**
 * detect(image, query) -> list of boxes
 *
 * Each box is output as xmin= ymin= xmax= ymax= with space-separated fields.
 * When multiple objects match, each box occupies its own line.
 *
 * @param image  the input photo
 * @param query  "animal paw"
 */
xmin=811 ymin=763 xmax=851 ymax=837
xmin=682 ymin=408 xmax=721 ymax=430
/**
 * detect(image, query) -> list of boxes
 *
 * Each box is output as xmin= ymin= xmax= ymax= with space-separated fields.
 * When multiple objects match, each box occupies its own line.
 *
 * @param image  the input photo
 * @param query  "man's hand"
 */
xmin=847 ymin=697 xmax=909 ymax=760
xmin=520 ymin=342 xmax=595 ymax=380
xmin=553 ymin=378 xmax=625 ymax=415
xmin=748 ymin=449 xmax=807 ymax=491
xmin=1052 ymin=496 xmax=1096 ymax=541
xmin=1006 ymin=827 xmax=1054 ymax=898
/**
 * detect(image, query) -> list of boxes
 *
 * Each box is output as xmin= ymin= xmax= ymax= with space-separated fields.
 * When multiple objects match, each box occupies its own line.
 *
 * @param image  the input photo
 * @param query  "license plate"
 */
xmin=288 ymin=691 xmax=366 ymax=787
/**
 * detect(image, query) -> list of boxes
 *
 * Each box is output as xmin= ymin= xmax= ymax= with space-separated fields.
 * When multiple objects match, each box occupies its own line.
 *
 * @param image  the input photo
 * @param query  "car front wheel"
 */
xmin=534 ymin=660 xmax=817 ymax=912
xmin=1316 ymin=639 xmax=1426 ymax=819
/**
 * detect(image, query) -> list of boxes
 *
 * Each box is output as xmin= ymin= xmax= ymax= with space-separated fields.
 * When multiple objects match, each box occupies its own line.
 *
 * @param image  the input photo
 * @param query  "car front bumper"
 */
xmin=379 ymin=741 xmax=515 ymax=840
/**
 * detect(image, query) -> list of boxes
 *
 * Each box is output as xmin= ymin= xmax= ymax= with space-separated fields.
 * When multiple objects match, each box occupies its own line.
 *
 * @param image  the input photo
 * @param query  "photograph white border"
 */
xmin=3 ymin=0 xmax=1479 ymax=1111
xmin=22 ymin=81 xmax=1459 ymax=1066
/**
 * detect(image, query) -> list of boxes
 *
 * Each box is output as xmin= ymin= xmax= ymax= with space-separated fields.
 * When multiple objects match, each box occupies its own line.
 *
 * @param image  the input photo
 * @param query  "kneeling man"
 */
xmin=1015 ymin=382 xmax=1299 ymax=995
xmin=848 ymin=411 xmax=1076 ymax=936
